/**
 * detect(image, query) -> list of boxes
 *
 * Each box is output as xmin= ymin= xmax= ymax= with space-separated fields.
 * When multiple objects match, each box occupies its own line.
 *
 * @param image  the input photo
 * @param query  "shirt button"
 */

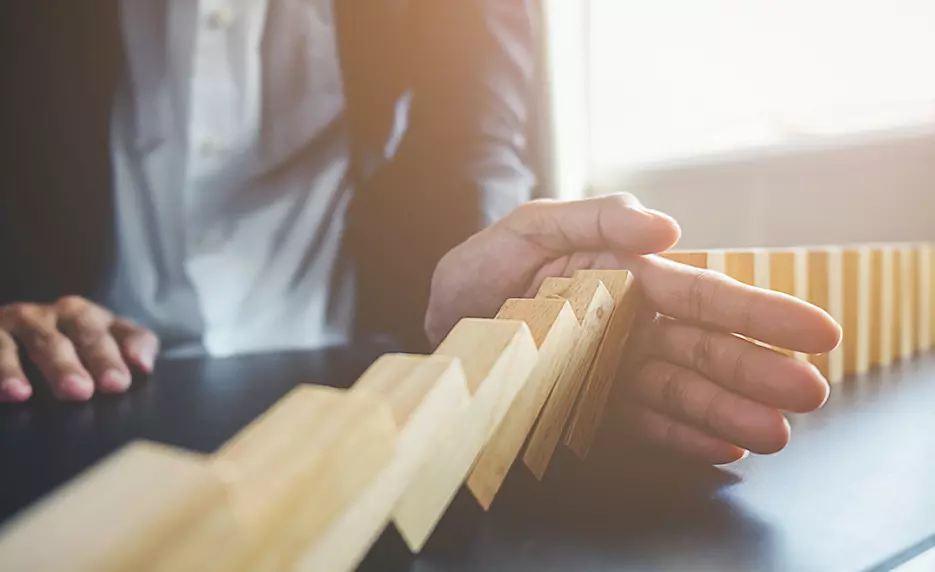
xmin=205 ymin=7 xmax=235 ymax=30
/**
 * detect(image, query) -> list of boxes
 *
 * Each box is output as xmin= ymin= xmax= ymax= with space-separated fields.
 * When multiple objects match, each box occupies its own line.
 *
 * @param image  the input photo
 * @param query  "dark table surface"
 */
xmin=2 ymin=343 xmax=934 ymax=572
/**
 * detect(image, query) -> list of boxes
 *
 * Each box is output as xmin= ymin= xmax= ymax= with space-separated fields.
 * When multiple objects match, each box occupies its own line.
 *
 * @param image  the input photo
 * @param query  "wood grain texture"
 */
xmin=870 ymin=246 xmax=896 ymax=367
xmin=807 ymin=248 xmax=845 ymax=383
xmin=918 ymin=244 xmax=933 ymax=351
xmin=536 ymin=276 xmax=574 ymax=299
xmin=843 ymin=247 xmax=872 ymax=375
xmin=467 ymin=299 xmax=579 ymax=508
xmin=298 ymin=355 xmax=469 ymax=572
xmin=524 ymin=278 xmax=615 ymax=479
xmin=212 ymin=386 xmax=397 ymax=571
xmin=563 ymin=269 xmax=639 ymax=458
xmin=393 ymin=319 xmax=538 ymax=552
xmin=0 ymin=441 xmax=244 ymax=572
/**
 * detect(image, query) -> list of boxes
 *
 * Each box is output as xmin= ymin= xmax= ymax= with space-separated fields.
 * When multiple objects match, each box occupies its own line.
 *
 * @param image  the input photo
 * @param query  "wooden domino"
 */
xmin=842 ymin=246 xmax=872 ymax=375
xmin=298 ymin=354 xmax=469 ymax=572
xmin=0 ymin=441 xmax=245 ymax=572
xmin=523 ymin=278 xmax=615 ymax=479
xmin=467 ymin=298 xmax=579 ymax=508
xmin=562 ymin=269 xmax=640 ymax=458
xmin=212 ymin=385 xmax=397 ymax=570
xmin=392 ymin=318 xmax=538 ymax=551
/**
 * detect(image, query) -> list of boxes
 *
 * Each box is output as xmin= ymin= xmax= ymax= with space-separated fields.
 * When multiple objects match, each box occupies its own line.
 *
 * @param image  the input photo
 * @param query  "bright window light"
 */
xmin=588 ymin=0 xmax=935 ymax=177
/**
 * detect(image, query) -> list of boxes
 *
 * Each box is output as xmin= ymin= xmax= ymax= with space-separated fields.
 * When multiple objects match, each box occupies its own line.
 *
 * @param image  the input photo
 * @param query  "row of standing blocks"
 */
xmin=661 ymin=243 xmax=935 ymax=382
xmin=0 ymin=269 xmax=642 ymax=572
xmin=2 ymin=243 xmax=932 ymax=571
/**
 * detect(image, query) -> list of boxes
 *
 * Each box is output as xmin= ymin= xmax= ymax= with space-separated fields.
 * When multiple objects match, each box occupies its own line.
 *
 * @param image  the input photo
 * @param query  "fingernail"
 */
xmin=60 ymin=374 xmax=94 ymax=401
xmin=99 ymin=369 xmax=131 ymax=393
xmin=1 ymin=378 xmax=32 ymax=401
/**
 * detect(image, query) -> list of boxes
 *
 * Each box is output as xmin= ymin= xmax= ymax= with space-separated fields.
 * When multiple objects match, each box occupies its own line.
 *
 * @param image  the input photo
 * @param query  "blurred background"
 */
xmin=537 ymin=0 xmax=935 ymax=249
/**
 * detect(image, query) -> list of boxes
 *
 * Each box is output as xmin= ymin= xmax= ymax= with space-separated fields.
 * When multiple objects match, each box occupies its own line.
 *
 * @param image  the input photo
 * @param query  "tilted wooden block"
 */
xmin=843 ymin=246 xmax=872 ymax=375
xmin=806 ymin=247 xmax=845 ymax=383
xmin=536 ymin=276 xmax=574 ymax=298
xmin=393 ymin=318 xmax=537 ymax=552
xmin=298 ymin=354 xmax=469 ymax=572
xmin=524 ymin=278 xmax=614 ymax=480
xmin=918 ymin=244 xmax=933 ymax=351
xmin=870 ymin=245 xmax=896 ymax=368
xmin=0 ymin=441 xmax=244 ymax=572
xmin=768 ymin=248 xmax=810 ymax=359
xmin=467 ymin=298 xmax=580 ymax=508
xmin=563 ymin=269 xmax=640 ymax=458
xmin=212 ymin=385 xmax=397 ymax=571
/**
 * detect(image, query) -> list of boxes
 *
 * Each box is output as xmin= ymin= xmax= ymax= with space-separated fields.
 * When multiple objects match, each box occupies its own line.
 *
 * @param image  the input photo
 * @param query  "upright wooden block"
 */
xmin=918 ymin=244 xmax=933 ymax=351
xmin=0 ymin=441 xmax=244 ymax=572
xmin=724 ymin=250 xmax=756 ymax=285
xmin=298 ymin=355 xmax=469 ymax=572
xmin=524 ymin=278 xmax=614 ymax=479
xmin=212 ymin=386 xmax=397 ymax=571
xmin=393 ymin=319 xmax=537 ymax=552
xmin=563 ymin=269 xmax=640 ymax=458
xmin=893 ymin=245 xmax=916 ymax=360
xmin=870 ymin=246 xmax=896 ymax=367
xmin=768 ymin=248 xmax=810 ymax=358
xmin=806 ymin=248 xmax=845 ymax=383
xmin=843 ymin=246 xmax=872 ymax=375
xmin=660 ymin=250 xmax=708 ymax=269
xmin=467 ymin=298 xmax=580 ymax=508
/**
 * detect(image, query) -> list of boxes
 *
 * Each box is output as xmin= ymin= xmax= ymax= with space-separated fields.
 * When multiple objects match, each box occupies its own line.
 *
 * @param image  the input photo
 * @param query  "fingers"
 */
xmin=644 ymin=316 xmax=830 ymax=413
xmin=56 ymin=297 xmax=130 ymax=394
xmin=628 ymin=254 xmax=842 ymax=354
xmin=0 ymin=331 xmax=31 ymax=402
xmin=620 ymin=402 xmax=748 ymax=465
xmin=7 ymin=304 xmax=95 ymax=401
xmin=111 ymin=319 xmax=159 ymax=374
xmin=503 ymin=193 xmax=682 ymax=256
xmin=625 ymin=358 xmax=791 ymax=455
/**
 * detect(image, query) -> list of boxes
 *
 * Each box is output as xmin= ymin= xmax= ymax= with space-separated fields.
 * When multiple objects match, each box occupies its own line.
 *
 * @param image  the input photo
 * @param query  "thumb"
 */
xmin=502 ymin=193 xmax=681 ymax=255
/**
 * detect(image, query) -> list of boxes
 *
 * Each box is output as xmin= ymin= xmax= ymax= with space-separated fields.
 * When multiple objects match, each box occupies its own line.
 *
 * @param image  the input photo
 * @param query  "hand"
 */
xmin=0 ymin=296 xmax=159 ymax=402
xmin=426 ymin=193 xmax=841 ymax=463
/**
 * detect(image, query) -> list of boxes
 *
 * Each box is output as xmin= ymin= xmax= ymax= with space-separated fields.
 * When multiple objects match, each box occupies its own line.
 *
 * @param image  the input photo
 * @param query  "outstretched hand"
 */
xmin=426 ymin=193 xmax=841 ymax=463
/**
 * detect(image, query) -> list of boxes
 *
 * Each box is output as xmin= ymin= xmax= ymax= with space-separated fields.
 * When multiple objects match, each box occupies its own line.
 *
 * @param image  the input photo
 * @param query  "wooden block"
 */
xmin=393 ymin=319 xmax=537 ymax=552
xmin=660 ymin=250 xmax=708 ymax=269
xmin=753 ymin=249 xmax=772 ymax=291
xmin=893 ymin=245 xmax=916 ymax=360
xmin=536 ymin=276 xmax=574 ymax=298
xmin=931 ymin=244 xmax=935 ymax=350
xmin=705 ymin=249 xmax=727 ymax=274
xmin=842 ymin=247 xmax=872 ymax=375
xmin=724 ymin=250 xmax=756 ymax=285
xmin=870 ymin=246 xmax=896 ymax=368
xmin=467 ymin=298 xmax=580 ymax=508
xmin=767 ymin=248 xmax=810 ymax=358
xmin=524 ymin=278 xmax=614 ymax=479
xmin=298 ymin=355 xmax=469 ymax=572
xmin=918 ymin=244 xmax=933 ymax=351
xmin=563 ymin=269 xmax=640 ymax=458
xmin=806 ymin=248 xmax=845 ymax=383
xmin=212 ymin=385 xmax=397 ymax=571
xmin=0 ymin=441 xmax=244 ymax=572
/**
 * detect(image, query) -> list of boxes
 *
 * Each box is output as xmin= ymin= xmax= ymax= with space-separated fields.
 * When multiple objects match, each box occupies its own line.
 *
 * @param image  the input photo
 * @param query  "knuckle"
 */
xmin=28 ymin=332 xmax=72 ymax=360
xmin=55 ymin=295 xmax=89 ymax=315
xmin=657 ymin=365 xmax=687 ymax=417
xmin=691 ymin=329 xmax=716 ymax=372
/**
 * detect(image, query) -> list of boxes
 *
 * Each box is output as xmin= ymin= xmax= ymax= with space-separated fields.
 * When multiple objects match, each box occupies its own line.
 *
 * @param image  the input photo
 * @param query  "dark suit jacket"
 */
xmin=0 ymin=1 xmax=541 ymax=352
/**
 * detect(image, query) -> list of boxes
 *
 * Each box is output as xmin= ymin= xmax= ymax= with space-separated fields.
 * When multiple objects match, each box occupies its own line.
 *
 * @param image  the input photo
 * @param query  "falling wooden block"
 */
xmin=842 ymin=246 xmax=872 ymax=375
xmin=524 ymin=278 xmax=614 ymax=480
xmin=212 ymin=385 xmax=397 ymax=571
xmin=0 ymin=441 xmax=244 ymax=572
xmin=870 ymin=245 xmax=896 ymax=368
xmin=298 ymin=355 xmax=469 ymax=572
xmin=767 ymin=248 xmax=810 ymax=358
xmin=467 ymin=298 xmax=580 ymax=508
xmin=806 ymin=247 xmax=845 ymax=383
xmin=893 ymin=245 xmax=916 ymax=360
xmin=393 ymin=319 xmax=538 ymax=552
xmin=563 ymin=269 xmax=640 ymax=458
xmin=918 ymin=244 xmax=933 ymax=352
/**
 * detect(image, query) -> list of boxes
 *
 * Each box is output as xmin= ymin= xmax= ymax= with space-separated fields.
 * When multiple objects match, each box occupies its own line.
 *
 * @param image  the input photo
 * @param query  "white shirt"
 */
xmin=106 ymin=0 xmax=354 ymax=356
